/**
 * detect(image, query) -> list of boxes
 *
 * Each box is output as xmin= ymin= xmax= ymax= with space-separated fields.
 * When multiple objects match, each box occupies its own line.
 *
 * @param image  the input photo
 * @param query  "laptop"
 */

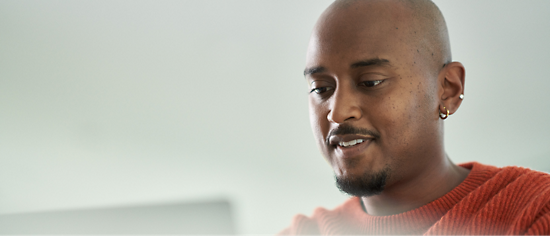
xmin=0 ymin=199 xmax=236 ymax=234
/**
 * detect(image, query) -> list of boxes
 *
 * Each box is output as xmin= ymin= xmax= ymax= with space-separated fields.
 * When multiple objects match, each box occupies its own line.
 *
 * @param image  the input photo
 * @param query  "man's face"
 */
xmin=305 ymin=2 xmax=442 ymax=196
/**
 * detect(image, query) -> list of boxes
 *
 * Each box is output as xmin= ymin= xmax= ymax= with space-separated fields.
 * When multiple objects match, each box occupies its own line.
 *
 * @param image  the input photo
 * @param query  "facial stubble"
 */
xmin=335 ymin=165 xmax=390 ymax=197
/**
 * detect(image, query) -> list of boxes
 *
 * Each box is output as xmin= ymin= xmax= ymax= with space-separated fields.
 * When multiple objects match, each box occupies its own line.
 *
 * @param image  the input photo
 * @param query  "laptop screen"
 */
xmin=0 ymin=200 xmax=236 ymax=234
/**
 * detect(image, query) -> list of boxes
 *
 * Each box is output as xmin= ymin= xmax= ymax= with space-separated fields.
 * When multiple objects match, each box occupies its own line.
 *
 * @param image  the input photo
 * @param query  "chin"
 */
xmin=334 ymin=165 xmax=391 ymax=197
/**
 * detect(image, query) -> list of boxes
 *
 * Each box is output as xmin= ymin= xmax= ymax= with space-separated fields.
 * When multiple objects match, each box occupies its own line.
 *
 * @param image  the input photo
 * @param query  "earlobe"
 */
xmin=439 ymin=62 xmax=465 ymax=116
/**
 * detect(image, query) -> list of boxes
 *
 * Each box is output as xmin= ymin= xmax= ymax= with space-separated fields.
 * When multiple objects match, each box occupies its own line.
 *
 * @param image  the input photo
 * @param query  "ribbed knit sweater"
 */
xmin=279 ymin=162 xmax=550 ymax=235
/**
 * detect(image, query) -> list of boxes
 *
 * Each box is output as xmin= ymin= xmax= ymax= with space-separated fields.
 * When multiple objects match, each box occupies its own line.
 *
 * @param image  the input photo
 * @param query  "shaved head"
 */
xmin=314 ymin=0 xmax=451 ymax=77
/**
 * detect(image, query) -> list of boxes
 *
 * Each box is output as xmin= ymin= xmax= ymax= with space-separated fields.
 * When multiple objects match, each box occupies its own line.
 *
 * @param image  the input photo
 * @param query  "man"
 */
xmin=280 ymin=0 xmax=550 ymax=234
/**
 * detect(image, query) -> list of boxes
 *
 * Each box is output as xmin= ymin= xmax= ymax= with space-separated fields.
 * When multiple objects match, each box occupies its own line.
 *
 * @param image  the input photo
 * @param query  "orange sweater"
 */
xmin=280 ymin=162 xmax=550 ymax=235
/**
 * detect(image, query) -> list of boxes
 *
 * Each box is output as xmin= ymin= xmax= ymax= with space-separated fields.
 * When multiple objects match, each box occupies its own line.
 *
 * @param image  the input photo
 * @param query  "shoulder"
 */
xmin=496 ymin=164 xmax=550 ymax=207
xmin=277 ymin=197 xmax=362 ymax=235
xmin=461 ymin=162 xmax=550 ymax=188
xmin=423 ymin=163 xmax=550 ymax=234
xmin=457 ymin=162 xmax=550 ymax=234
xmin=463 ymin=162 xmax=550 ymax=201
xmin=491 ymin=163 xmax=550 ymax=189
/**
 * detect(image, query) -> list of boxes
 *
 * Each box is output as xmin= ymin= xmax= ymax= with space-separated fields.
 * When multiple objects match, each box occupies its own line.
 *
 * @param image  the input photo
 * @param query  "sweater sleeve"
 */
xmin=277 ymin=227 xmax=291 ymax=235
xmin=277 ymin=214 xmax=321 ymax=235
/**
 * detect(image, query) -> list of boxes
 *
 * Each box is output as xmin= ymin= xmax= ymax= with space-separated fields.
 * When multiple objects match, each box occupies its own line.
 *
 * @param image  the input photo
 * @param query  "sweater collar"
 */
xmin=339 ymin=162 xmax=500 ymax=234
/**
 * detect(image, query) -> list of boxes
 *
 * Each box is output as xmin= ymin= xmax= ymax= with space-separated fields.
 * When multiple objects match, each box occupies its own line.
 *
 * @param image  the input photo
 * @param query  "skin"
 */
xmin=305 ymin=0 xmax=470 ymax=216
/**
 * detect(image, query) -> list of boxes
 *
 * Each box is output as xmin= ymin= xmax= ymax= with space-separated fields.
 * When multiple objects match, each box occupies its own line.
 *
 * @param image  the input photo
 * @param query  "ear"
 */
xmin=438 ymin=62 xmax=465 ymax=115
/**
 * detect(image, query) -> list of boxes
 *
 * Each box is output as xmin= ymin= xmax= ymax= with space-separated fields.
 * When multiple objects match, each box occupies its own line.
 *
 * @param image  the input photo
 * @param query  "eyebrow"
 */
xmin=303 ymin=58 xmax=391 ymax=77
xmin=350 ymin=58 xmax=391 ymax=68
xmin=303 ymin=66 xmax=325 ymax=76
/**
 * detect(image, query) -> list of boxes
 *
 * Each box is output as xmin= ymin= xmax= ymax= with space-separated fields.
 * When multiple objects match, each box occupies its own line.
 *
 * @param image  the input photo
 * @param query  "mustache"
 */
xmin=326 ymin=124 xmax=381 ymax=146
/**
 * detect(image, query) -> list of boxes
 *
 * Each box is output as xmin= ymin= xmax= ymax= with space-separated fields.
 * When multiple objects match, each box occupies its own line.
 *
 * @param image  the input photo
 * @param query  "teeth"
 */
xmin=339 ymin=139 xmax=365 ymax=147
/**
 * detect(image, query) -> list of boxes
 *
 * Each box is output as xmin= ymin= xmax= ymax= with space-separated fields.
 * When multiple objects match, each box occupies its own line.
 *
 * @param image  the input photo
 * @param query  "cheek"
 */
xmin=381 ymin=84 xmax=437 ymax=155
xmin=309 ymin=104 xmax=342 ymax=175
xmin=308 ymin=100 xmax=330 ymax=150
xmin=376 ymin=99 xmax=409 ymax=147
xmin=373 ymin=86 xmax=429 ymax=150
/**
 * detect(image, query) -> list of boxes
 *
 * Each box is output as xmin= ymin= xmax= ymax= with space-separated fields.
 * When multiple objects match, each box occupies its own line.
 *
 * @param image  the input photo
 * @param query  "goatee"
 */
xmin=335 ymin=167 xmax=390 ymax=197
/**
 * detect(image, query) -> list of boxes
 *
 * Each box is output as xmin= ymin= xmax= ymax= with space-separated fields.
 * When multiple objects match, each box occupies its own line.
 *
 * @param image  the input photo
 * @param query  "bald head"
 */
xmin=308 ymin=0 xmax=451 ymax=77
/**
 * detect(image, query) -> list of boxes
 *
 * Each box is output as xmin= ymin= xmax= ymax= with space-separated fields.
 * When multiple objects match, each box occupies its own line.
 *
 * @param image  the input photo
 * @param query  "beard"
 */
xmin=335 ymin=166 xmax=390 ymax=197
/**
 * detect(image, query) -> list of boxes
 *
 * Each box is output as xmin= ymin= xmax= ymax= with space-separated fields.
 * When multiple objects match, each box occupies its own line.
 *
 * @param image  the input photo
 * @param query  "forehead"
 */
xmin=306 ymin=1 xmax=417 ymax=70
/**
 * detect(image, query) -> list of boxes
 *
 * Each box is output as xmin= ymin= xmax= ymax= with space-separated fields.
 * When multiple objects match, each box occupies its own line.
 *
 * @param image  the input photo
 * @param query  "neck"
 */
xmin=361 ymin=156 xmax=470 ymax=216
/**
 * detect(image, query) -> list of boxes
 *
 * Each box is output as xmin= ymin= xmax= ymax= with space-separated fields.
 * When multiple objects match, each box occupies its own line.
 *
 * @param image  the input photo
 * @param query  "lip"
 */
xmin=328 ymin=134 xmax=375 ymax=159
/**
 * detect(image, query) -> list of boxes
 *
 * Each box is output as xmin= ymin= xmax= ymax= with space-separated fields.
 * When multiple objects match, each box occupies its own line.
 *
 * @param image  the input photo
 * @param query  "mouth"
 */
xmin=335 ymin=138 xmax=373 ymax=159
xmin=328 ymin=134 xmax=375 ymax=147
xmin=338 ymin=139 xmax=366 ymax=148
xmin=328 ymin=134 xmax=375 ymax=158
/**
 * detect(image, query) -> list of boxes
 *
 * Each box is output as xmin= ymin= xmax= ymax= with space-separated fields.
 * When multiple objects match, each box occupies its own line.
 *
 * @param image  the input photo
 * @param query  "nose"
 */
xmin=327 ymin=84 xmax=362 ymax=124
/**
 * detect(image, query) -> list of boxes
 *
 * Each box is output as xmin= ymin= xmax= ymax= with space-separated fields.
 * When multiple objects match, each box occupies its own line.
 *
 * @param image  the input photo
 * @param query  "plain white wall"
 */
xmin=1 ymin=0 xmax=549 ymax=234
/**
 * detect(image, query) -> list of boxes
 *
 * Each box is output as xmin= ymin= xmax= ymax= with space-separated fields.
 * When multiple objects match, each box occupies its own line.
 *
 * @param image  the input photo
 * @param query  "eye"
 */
xmin=309 ymin=87 xmax=334 ymax=94
xmin=360 ymin=80 xmax=384 ymax=87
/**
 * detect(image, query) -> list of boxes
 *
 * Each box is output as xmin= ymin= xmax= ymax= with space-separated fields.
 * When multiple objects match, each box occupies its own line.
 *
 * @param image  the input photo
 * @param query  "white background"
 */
xmin=1 ymin=0 xmax=549 ymax=234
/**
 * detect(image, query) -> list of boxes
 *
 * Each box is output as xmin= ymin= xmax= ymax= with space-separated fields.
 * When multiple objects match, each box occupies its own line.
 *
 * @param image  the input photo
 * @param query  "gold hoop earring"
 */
xmin=439 ymin=107 xmax=449 ymax=120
